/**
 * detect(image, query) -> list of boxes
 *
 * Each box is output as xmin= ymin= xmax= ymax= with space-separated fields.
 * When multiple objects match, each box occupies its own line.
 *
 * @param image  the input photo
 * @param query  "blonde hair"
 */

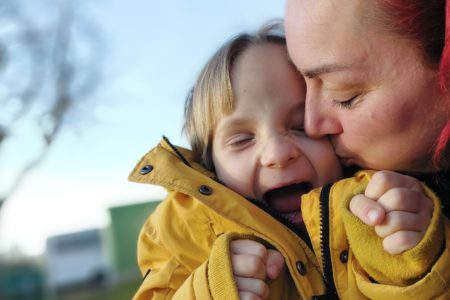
xmin=183 ymin=20 xmax=286 ymax=170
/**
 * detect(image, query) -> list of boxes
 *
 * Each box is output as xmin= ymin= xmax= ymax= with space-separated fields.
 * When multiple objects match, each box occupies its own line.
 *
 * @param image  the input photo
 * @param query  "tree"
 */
xmin=0 ymin=0 xmax=103 ymax=211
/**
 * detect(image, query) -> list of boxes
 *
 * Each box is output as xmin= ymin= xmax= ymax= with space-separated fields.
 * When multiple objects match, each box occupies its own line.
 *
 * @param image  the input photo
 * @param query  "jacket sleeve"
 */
xmin=132 ymin=199 xmax=241 ymax=300
xmin=133 ymin=232 xmax=213 ymax=300
xmin=342 ymin=180 xmax=449 ymax=298
xmin=350 ymin=219 xmax=450 ymax=300
xmin=207 ymin=233 xmax=295 ymax=300
xmin=133 ymin=224 xmax=294 ymax=300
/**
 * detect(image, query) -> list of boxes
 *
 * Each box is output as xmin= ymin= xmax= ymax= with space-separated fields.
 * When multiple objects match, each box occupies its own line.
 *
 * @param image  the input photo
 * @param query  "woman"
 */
xmin=285 ymin=0 xmax=450 ymax=221
xmin=283 ymin=0 xmax=450 ymax=299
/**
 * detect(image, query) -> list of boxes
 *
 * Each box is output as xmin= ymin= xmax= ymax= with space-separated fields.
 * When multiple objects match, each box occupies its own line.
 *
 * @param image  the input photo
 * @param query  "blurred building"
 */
xmin=1 ymin=200 xmax=162 ymax=299
xmin=45 ymin=228 xmax=110 ymax=293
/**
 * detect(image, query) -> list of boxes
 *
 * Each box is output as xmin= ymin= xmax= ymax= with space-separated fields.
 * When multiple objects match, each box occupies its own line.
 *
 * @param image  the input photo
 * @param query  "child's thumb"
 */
xmin=350 ymin=194 xmax=385 ymax=226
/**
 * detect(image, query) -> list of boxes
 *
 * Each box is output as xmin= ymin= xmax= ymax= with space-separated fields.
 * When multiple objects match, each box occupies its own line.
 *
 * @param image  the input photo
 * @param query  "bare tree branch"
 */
xmin=0 ymin=0 xmax=102 ymax=212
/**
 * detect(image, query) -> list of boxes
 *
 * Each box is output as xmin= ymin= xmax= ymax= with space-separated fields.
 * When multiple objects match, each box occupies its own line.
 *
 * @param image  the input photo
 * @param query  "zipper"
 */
xmin=319 ymin=183 xmax=339 ymax=298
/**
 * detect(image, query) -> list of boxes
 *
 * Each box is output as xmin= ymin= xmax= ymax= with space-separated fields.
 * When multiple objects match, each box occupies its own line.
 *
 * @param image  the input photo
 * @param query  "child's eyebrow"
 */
xmin=216 ymin=118 xmax=253 ymax=134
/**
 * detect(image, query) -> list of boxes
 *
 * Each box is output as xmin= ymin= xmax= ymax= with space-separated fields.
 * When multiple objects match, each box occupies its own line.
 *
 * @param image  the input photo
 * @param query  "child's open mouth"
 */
xmin=263 ymin=182 xmax=312 ymax=226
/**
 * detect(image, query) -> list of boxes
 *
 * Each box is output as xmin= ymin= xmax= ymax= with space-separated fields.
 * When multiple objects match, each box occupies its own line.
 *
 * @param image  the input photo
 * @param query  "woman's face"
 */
xmin=285 ymin=0 xmax=448 ymax=172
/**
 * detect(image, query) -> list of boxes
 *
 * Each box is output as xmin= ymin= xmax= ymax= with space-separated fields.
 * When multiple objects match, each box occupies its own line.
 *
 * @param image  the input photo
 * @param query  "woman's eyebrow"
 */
xmin=303 ymin=63 xmax=346 ymax=78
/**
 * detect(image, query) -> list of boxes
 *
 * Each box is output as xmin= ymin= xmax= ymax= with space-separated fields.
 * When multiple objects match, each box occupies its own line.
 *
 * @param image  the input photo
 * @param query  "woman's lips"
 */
xmin=335 ymin=148 xmax=358 ymax=167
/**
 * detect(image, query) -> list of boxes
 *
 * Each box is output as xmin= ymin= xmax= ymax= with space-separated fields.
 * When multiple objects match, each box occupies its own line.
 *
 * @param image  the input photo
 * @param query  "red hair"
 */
xmin=379 ymin=0 xmax=449 ymax=167
xmin=436 ymin=0 xmax=450 ymax=166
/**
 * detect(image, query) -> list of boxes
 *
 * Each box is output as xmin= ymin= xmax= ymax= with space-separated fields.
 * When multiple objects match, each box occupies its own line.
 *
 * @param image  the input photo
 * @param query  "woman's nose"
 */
xmin=260 ymin=136 xmax=300 ymax=168
xmin=304 ymin=92 xmax=343 ymax=139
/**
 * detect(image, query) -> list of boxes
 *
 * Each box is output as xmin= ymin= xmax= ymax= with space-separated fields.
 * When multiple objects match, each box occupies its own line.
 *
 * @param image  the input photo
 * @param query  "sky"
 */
xmin=0 ymin=0 xmax=285 ymax=256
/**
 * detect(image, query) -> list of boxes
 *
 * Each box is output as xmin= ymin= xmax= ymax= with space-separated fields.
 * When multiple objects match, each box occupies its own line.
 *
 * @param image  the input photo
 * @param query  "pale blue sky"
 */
xmin=0 ymin=1 xmax=284 ymax=256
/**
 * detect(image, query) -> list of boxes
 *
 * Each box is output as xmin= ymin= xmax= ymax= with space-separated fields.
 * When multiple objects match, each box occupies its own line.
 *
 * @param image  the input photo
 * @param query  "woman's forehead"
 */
xmin=285 ymin=0 xmax=375 ymax=42
xmin=286 ymin=0 xmax=370 ymax=22
xmin=285 ymin=1 xmax=392 ymax=76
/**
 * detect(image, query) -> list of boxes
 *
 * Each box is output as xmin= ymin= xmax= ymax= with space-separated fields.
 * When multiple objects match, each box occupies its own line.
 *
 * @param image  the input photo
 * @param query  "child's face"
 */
xmin=212 ymin=43 xmax=342 ymax=226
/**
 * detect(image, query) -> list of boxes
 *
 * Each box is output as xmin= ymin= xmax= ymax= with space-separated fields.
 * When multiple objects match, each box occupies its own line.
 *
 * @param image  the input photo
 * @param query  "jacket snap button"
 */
xmin=199 ymin=185 xmax=213 ymax=195
xmin=139 ymin=165 xmax=153 ymax=175
xmin=340 ymin=250 xmax=348 ymax=263
xmin=296 ymin=260 xmax=307 ymax=275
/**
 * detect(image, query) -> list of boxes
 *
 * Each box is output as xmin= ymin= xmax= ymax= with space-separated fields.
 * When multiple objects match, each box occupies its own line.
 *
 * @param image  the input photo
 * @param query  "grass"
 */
xmin=89 ymin=280 xmax=140 ymax=300
xmin=60 ymin=279 xmax=141 ymax=300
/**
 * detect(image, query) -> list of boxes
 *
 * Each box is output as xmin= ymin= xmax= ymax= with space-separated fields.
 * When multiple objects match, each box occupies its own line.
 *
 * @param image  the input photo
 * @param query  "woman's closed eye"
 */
xmin=332 ymin=94 xmax=360 ymax=109
xmin=291 ymin=126 xmax=306 ymax=136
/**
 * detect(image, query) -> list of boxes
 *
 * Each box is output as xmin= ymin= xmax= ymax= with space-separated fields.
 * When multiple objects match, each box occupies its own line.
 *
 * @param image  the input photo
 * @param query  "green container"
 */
xmin=106 ymin=200 xmax=161 ymax=276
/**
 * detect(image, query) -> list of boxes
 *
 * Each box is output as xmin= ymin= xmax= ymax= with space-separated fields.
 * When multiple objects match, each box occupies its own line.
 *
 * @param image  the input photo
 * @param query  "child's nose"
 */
xmin=260 ymin=136 xmax=300 ymax=168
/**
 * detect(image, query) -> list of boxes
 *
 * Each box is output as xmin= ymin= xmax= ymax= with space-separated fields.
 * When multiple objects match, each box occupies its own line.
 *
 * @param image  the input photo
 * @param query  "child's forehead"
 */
xmin=215 ymin=94 xmax=305 ymax=129
xmin=230 ymin=46 xmax=305 ymax=104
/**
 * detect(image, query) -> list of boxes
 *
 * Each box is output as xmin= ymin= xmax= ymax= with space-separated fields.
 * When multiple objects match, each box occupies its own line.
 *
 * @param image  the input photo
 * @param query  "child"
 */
xmin=129 ymin=22 xmax=444 ymax=299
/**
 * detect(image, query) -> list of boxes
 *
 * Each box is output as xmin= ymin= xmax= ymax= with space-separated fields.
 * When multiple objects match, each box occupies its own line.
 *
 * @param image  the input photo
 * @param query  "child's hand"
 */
xmin=350 ymin=171 xmax=433 ymax=255
xmin=230 ymin=239 xmax=284 ymax=300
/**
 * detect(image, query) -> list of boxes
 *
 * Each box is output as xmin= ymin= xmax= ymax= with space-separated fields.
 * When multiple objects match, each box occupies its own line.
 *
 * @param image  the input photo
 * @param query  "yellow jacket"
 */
xmin=129 ymin=139 xmax=449 ymax=299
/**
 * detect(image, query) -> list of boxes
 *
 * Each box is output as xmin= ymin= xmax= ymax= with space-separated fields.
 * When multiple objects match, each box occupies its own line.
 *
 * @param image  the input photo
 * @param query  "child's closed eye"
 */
xmin=227 ymin=134 xmax=254 ymax=148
